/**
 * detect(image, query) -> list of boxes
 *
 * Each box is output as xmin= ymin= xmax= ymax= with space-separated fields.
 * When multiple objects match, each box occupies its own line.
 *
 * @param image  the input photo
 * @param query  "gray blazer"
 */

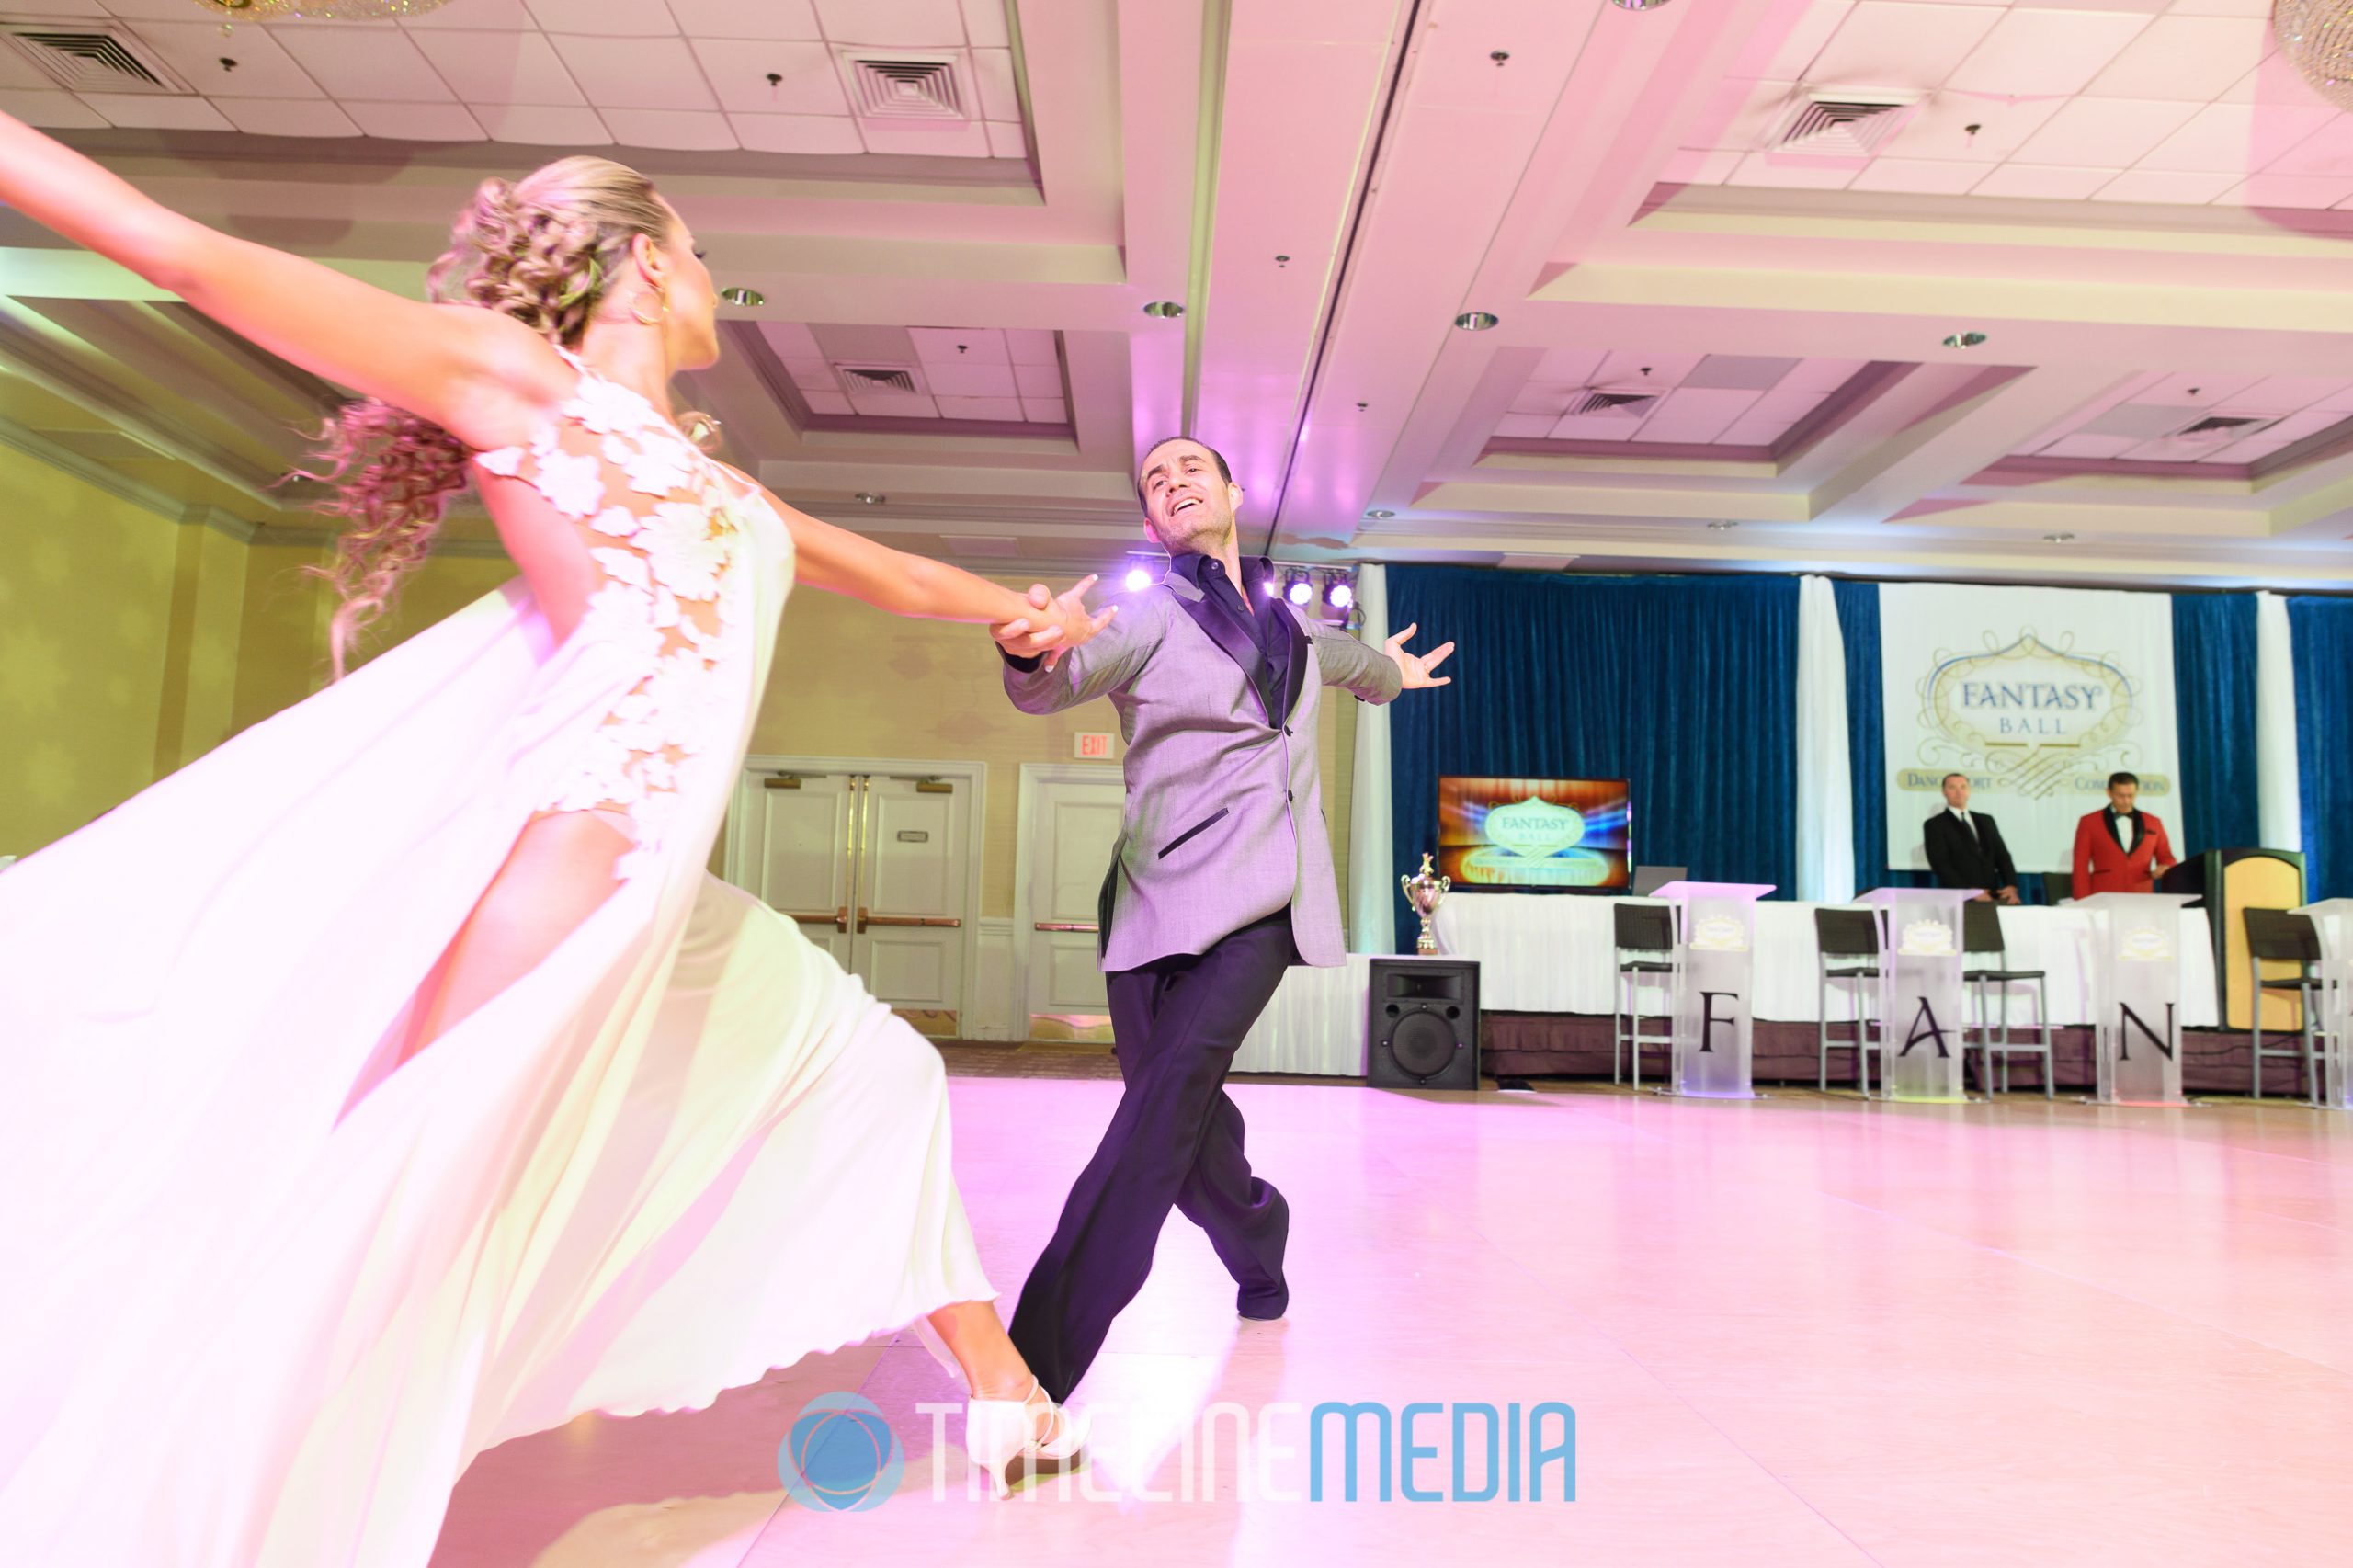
xmin=1004 ymin=573 xmax=1401 ymax=971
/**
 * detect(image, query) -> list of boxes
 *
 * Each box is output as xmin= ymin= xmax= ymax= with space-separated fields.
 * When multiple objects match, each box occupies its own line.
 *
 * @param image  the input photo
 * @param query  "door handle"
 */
xmin=858 ymin=909 xmax=962 ymax=932
xmin=1034 ymin=922 xmax=1099 ymax=933
xmin=790 ymin=908 xmax=850 ymax=932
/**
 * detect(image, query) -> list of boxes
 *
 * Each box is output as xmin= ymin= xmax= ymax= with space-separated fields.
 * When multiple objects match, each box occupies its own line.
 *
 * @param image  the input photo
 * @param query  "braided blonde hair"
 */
xmin=305 ymin=156 xmax=675 ymax=677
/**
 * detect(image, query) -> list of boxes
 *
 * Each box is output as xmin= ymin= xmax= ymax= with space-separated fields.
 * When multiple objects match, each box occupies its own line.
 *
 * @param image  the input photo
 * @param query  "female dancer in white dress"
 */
xmin=0 ymin=113 xmax=1102 ymax=1561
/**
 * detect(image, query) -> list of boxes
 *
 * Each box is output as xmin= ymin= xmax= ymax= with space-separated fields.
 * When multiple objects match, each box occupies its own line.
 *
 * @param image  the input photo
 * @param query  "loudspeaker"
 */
xmin=1366 ymin=957 xmax=1480 ymax=1090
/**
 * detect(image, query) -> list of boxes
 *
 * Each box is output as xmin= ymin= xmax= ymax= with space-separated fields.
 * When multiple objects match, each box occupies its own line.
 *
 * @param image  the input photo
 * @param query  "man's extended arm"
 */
xmin=1001 ymin=601 xmax=1160 ymax=714
xmin=1310 ymin=626 xmax=1404 ymax=705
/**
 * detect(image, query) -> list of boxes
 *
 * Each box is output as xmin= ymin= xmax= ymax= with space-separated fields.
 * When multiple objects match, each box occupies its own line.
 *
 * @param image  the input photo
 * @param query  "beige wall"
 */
xmin=11 ymin=488 xmax=1363 ymax=933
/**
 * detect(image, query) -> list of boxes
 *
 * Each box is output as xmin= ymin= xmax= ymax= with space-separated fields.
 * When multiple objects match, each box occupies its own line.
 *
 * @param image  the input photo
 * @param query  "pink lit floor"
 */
xmin=431 ymin=1075 xmax=2353 ymax=1566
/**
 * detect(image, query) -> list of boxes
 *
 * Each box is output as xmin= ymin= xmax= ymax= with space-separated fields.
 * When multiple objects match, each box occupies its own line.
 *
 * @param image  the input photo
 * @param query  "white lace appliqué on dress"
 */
xmin=472 ymin=354 xmax=756 ymax=880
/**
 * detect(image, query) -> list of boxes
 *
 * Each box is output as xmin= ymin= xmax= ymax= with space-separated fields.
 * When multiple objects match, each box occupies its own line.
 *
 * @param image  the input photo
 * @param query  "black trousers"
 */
xmin=1008 ymin=908 xmax=1297 ymax=1403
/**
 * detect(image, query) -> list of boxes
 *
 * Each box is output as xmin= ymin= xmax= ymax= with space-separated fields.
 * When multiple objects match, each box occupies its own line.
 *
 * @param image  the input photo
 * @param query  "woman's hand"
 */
xmin=991 ymin=577 xmax=1116 ymax=669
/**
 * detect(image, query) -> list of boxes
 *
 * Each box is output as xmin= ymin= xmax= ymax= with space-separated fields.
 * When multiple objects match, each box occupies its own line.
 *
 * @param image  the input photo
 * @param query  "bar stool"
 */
xmin=2246 ymin=908 xmax=2327 ymax=1105
xmin=1961 ymin=900 xmax=2052 ymax=1098
xmin=1612 ymin=902 xmax=1676 ymax=1087
xmin=1813 ymin=907 xmax=1881 ymax=1093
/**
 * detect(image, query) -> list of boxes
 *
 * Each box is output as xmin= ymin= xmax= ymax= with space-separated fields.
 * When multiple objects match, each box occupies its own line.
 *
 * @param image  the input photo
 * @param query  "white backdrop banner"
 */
xmin=1880 ymin=584 xmax=2181 ymax=874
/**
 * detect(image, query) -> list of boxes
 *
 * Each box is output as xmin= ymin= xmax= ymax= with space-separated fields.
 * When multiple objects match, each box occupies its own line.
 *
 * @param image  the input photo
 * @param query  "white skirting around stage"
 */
xmin=1233 ymin=895 xmax=2218 ymax=1078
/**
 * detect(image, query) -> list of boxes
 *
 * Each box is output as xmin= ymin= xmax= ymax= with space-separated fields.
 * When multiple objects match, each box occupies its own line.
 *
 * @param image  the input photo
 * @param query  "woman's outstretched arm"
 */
xmin=0 ymin=111 xmax=561 ymax=446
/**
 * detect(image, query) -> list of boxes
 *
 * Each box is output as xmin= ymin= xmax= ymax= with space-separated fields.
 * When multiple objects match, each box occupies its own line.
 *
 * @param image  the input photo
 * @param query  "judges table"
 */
xmin=1233 ymin=895 xmax=2216 ymax=1078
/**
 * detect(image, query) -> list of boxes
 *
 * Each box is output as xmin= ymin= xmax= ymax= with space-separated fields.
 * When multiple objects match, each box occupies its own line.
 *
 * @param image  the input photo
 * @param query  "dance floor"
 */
xmin=432 ymin=1063 xmax=2353 ymax=1565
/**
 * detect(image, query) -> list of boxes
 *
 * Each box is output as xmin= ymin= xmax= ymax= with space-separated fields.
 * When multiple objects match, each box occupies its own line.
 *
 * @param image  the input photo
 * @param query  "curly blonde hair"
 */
xmin=305 ymin=156 xmax=675 ymax=677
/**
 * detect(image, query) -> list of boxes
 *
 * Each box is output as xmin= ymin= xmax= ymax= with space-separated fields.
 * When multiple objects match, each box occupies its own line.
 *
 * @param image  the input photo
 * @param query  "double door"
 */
xmin=732 ymin=765 xmax=972 ymax=1036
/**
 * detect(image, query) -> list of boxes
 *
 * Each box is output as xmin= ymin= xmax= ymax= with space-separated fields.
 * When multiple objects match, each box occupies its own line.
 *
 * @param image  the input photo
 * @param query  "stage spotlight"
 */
xmin=1123 ymin=566 xmax=1153 ymax=592
xmin=1286 ymin=576 xmax=1314 ymax=607
xmin=1326 ymin=580 xmax=1354 ymax=611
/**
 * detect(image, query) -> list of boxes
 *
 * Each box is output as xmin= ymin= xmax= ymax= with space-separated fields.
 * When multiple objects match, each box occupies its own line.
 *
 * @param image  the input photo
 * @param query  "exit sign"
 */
xmin=1074 ymin=732 xmax=1115 ymax=760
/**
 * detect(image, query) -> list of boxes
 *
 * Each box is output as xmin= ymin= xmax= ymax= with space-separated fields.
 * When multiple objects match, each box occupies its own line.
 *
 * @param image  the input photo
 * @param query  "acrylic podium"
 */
xmin=2078 ymin=892 xmax=2199 ymax=1107
xmin=1652 ymin=881 xmax=1774 ymax=1099
xmin=2294 ymin=900 xmax=2353 ymax=1112
xmin=1860 ymin=888 xmax=1972 ymax=1102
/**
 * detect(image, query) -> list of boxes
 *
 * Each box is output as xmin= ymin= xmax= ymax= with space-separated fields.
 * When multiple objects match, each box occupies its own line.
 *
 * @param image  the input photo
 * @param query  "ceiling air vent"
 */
xmin=1771 ymin=96 xmax=1917 ymax=158
xmin=840 ymin=53 xmax=971 ymax=122
xmin=3 ymin=24 xmax=191 ymax=96
xmin=839 ymin=366 xmax=921 ymax=394
xmin=1572 ymin=391 xmax=1660 ymax=418
xmin=2173 ymin=415 xmax=2275 ymax=439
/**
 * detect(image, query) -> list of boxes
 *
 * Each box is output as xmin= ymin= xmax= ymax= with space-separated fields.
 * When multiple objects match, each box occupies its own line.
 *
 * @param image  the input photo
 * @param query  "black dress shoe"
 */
xmin=1237 ymin=1285 xmax=1289 ymax=1321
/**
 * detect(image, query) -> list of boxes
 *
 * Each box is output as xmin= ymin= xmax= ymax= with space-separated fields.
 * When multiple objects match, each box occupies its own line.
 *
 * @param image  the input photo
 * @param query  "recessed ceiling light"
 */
xmin=856 ymin=492 xmax=884 ymax=506
xmin=1454 ymin=311 xmax=1500 ymax=331
xmin=1142 ymin=301 xmax=1184 ymax=318
xmin=719 ymin=286 xmax=765 ymax=307
xmin=1942 ymin=331 xmax=1988 ymax=349
xmin=1365 ymin=508 xmax=1395 ymax=519
xmin=2043 ymin=531 xmax=2075 ymax=543
xmin=1707 ymin=519 xmax=1739 ymax=530
xmin=1608 ymin=0 xmax=1675 ymax=8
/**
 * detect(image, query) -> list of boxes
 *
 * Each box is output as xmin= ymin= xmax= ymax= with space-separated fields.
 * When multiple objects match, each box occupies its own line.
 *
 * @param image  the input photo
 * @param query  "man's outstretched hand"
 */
xmin=1384 ymin=622 xmax=1455 ymax=689
xmin=992 ymin=576 xmax=1114 ymax=670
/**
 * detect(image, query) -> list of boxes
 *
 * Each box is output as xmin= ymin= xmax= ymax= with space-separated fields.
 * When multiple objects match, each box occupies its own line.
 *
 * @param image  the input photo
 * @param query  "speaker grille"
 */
xmin=1389 ymin=1011 xmax=1458 ymax=1078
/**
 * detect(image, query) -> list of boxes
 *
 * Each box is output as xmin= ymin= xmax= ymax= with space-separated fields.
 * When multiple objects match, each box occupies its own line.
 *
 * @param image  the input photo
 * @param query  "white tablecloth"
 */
xmin=1232 ymin=895 xmax=2219 ymax=1078
xmin=1435 ymin=893 xmax=2217 ymax=1027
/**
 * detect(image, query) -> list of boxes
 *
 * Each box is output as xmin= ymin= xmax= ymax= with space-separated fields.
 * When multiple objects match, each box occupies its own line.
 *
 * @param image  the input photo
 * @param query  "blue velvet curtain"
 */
xmin=1385 ymin=568 xmax=1799 ymax=952
xmin=2290 ymin=595 xmax=2353 ymax=900
xmin=1828 ymin=580 xmax=1929 ymax=892
xmin=2169 ymin=592 xmax=2261 ymax=858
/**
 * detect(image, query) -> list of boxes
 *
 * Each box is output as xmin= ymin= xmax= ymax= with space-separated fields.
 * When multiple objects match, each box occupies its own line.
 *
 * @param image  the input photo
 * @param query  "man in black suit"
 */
xmin=1922 ymin=772 xmax=2020 ymax=904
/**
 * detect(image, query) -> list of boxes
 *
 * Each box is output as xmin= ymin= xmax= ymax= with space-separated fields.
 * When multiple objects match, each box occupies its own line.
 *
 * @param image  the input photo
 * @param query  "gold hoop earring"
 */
xmin=630 ymin=290 xmax=669 ymax=327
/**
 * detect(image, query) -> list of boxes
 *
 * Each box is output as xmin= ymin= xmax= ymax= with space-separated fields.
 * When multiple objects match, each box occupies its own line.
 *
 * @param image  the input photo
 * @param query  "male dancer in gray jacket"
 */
xmin=990 ymin=436 xmax=1454 ymax=1403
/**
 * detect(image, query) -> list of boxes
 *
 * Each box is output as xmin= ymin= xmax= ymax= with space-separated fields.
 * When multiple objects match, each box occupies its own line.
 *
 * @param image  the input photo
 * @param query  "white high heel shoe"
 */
xmin=965 ymin=1379 xmax=1088 ymax=1499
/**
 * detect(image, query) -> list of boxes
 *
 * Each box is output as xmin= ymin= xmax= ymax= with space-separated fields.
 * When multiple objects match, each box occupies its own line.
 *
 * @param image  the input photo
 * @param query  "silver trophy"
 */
xmin=1400 ymin=852 xmax=1450 ymax=956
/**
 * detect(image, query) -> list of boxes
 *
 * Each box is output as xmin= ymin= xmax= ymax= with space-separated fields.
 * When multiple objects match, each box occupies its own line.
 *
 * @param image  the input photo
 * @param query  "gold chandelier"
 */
xmin=192 ymin=0 xmax=454 ymax=21
xmin=2275 ymin=1 xmax=2353 ymax=110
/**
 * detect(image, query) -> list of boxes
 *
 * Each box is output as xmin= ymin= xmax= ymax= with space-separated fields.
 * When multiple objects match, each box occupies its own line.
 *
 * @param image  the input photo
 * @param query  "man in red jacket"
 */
xmin=2071 ymin=770 xmax=2177 ymax=900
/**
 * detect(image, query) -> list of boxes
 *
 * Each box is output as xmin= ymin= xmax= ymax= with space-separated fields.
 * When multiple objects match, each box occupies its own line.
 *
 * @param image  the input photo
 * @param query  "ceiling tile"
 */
xmin=2249 ymin=406 xmax=2350 ymax=441
xmin=847 ymin=389 xmax=939 ymax=417
xmin=412 ymin=31 xmax=585 ymax=106
xmin=760 ymin=323 xmax=824 ymax=358
xmin=961 ymin=0 xmax=1010 ymax=49
xmin=341 ymin=101 xmax=484 ymax=140
xmin=1531 ymin=348 xmax=1608 ymax=385
xmin=272 ymin=26 xmax=456 ymax=102
xmin=731 ymin=112 xmax=863 ymax=153
xmin=1946 ymin=10 xmax=2154 ymax=98
xmin=782 ymin=358 xmax=835 ymax=392
xmin=984 ymin=120 xmax=1026 ymax=158
xmin=971 ymin=47 xmax=1018 ymax=120
xmin=937 ymin=395 xmax=1024 ymax=421
xmin=527 ymin=0 xmax=680 ymax=36
xmin=1687 ymin=356 xmax=1801 ymax=391
xmin=1013 ymin=362 xmax=1061 ymax=398
xmin=1807 ymin=4 xmax=2003 ymax=89
xmin=0 ymin=88 xmax=108 ymax=129
xmin=802 ymin=389 xmax=853 ymax=415
xmin=1719 ymin=418 xmax=1790 ymax=447
xmin=857 ymin=119 xmax=991 ymax=156
xmin=2040 ymin=434 xmax=2140 ymax=459
xmin=550 ymin=35 xmax=718 ymax=110
xmin=1658 ymin=147 xmax=1745 ymax=184
xmin=1595 ymin=351 xmax=1701 ymax=387
xmin=1725 ymin=152 xmax=1859 ymax=189
xmin=1847 ymin=157 xmax=1986 ymax=194
xmin=2081 ymin=403 xmax=2196 ymax=439
xmin=1745 ymin=384 xmax=1833 ymax=422
xmin=73 ymin=92 xmax=233 ymax=130
xmin=1879 ymin=93 xmax=2063 ymax=163
xmin=911 ymin=326 xmax=1007 ymax=365
xmin=1756 ymin=0 xmax=1851 ymax=82
xmin=2082 ymin=16 xmax=2271 ymax=101
xmin=688 ymin=39 xmax=846 ymax=114
xmin=1006 ymin=328 xmax=1057 ymax=367
xmin=667 ymin=0 xmax=822 ymax=39
xmin=2139 ymin=103 xmax=2338 ymax=171
xmin=1546 ymin=414 xmax=1640 ymax=441
xmin=2136 ymin=374 xmax=2256 ymax=405
xmin=0 ymin=46 xmax=49 ymax=92
xmin=1779 ymin=359 xmax=1866 ymax=394
xmin=1493 ymin=414 xmax=1558 ymax=439
xmin=2222 ymin=172 xmax=2353 ymax=206
xmin=213 ymin=97 xmax=361 ymax=138
xmin=2092 ymin=168 xmax=2240 ymax=202
xmin=2011 ymin=98 xmax=2198 ymax=167
xmin=1020 ymin=397 xmax=1066 ymax=423
xmin=1686 ymin=76 xmax=1798 ymax=154
xmin=1969 ymin=164 xmax=2113 ymax=199
xmin=471 ymin=104 xmax=612 ymax=145
xmin=2238 ymin=375 xmax=2353 ymax=410
xmin=813 ymin=0 xmax=967 ymax=48
xmin=2166 ymin=0 xmax=2278 ymax=15
xmin=2258 ymin=114 xmax=2353 ymax=178
xmin=131 ymin=21 xmax=325 ymax=99
xmin=600 ymin=108 xmax=737 ymax=148
xmin=925 ymin=362 xmax=1018 ymax=397
xmin=402 ymin=0 xmax=537 ymax=26
xmin=812 ymin=324 xmax=915 ymax=360
xmin=1638 ymin=388 xmax=1761 ymax=444
xmin=99 ymin=0 xmax=238 ymax=16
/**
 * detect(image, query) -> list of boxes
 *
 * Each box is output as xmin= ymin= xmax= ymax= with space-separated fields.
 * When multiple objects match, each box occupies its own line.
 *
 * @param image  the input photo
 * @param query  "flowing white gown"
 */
xmin=0 ymin=355 xmax=995 ymax=1565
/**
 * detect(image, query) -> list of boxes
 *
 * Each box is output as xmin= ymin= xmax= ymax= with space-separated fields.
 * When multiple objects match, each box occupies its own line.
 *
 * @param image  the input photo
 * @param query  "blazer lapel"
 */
xmin=1275 ymin=601 xmax=1311 ymax=724
xmin=1165 ymin=574 xmax=1273 ymax=723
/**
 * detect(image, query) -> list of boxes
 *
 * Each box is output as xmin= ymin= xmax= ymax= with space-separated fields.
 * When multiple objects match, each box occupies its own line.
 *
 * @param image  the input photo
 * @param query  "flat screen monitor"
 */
xmin=1437 ymin=775 xmax=1632 ymax=892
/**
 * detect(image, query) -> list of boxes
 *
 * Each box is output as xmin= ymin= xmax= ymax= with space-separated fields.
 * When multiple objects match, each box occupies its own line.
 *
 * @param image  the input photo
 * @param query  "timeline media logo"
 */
xmin=776 ymin=1392 xmax=904 ymax=1513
